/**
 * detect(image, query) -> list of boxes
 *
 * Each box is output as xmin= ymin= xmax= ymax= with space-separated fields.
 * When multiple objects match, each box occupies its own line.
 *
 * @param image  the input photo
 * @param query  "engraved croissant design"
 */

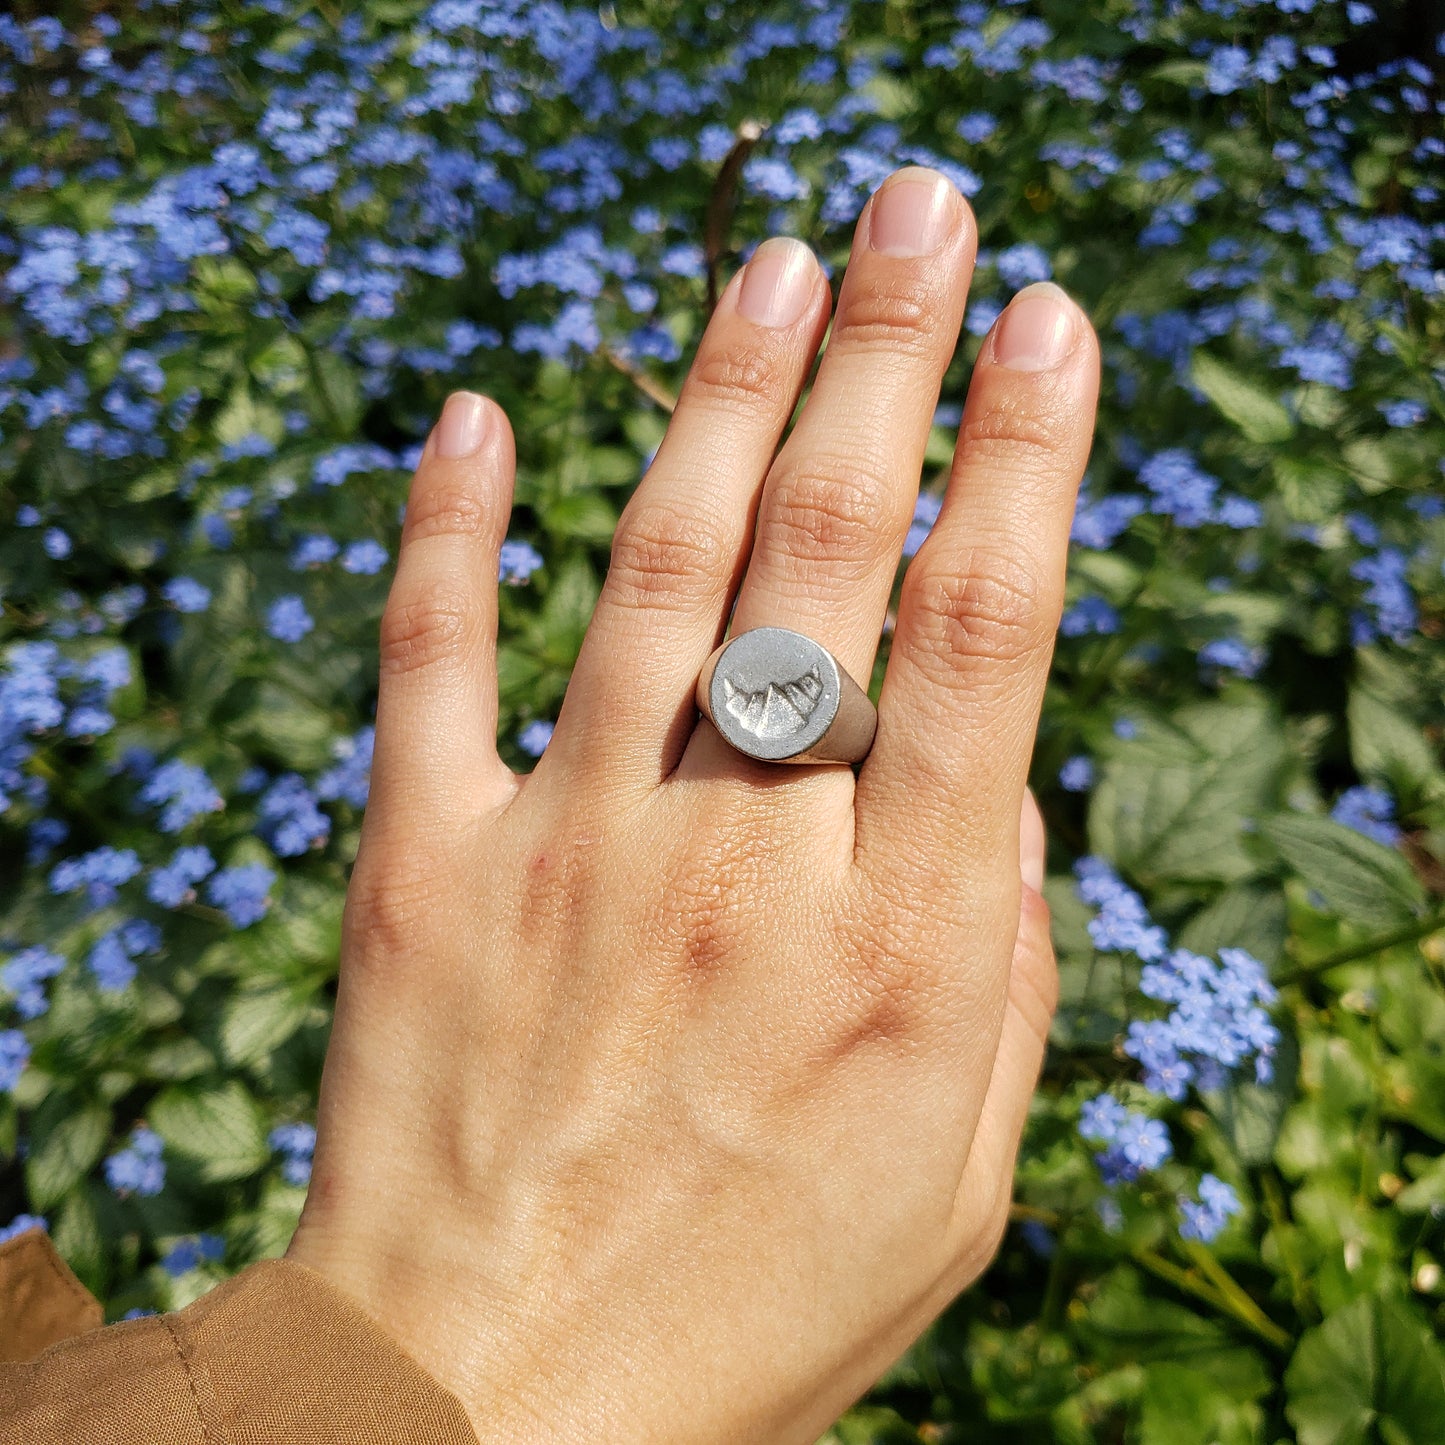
xmin=721 ymin=665 xmax=824 ymax=737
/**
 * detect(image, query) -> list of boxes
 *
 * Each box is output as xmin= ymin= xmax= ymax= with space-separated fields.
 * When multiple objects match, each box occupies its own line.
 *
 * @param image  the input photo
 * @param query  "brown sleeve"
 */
xmin=0 ymin=1234 xmax=477 ymax=1445
xmin=0 ymin=1230 xmax=103 ymax=1363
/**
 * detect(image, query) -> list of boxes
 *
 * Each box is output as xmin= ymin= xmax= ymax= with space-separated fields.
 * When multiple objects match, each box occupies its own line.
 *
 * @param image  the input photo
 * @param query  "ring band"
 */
xmin=696 ymin=627 xmax=878 ymax=765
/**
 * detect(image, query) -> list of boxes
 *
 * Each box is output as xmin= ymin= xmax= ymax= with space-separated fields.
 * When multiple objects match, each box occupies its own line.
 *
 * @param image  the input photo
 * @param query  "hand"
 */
xmin=286 ymin=165 xmax=1100 ymax=1442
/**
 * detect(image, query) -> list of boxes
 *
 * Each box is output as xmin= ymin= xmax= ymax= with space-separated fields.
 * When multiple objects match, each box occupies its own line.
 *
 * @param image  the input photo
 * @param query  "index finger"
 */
xmin=853 ymin=282 xmax=1099 ymax=897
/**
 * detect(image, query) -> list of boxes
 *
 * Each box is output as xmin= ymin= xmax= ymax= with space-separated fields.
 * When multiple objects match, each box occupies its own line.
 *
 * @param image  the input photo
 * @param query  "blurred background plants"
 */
xmin=1 ymin=0 xmax=1443 ymax=1439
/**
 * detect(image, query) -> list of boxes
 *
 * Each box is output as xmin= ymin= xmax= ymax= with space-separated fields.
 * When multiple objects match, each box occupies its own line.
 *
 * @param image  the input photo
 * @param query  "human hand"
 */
xmin=286 ymin=165 xmax=1100 ymax=1442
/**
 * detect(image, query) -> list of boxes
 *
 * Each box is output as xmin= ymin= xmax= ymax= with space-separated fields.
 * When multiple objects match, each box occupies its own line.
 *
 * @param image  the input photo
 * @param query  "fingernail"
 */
xmin=435 ymin=391 xmax=488 ymax=458
xmin=737 ymin=237 xmax=816 ymax=327
xmin=992 ymin=283 xmax=1077 ymax=371
xmin=868 ymin=167 xmax=958 ymax=257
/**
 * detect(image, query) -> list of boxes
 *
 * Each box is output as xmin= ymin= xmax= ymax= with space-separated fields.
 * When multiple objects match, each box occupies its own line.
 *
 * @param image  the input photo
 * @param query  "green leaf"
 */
xmin=545 ymin=490 xmax=619 ymax=543
xmin=1191 ymin=352 xmax=1295 ymax=444
xmin=1089 ymin=700 xmax=1284 ymax=884
xmin=51 ymin=1187 xmax=106 ymax=1295
xmin=1139 ymin=1362 xmax=1263 ymax=1445
xmin=143 ymin=1038 xmax=216 ymax=1081
xmin=1286 ymin=1295 xmax=1445 ymax=1445
xmin=150 ymin=1082 xmax=269 ymax=1182
xmin=1261 ymin=814 xmax=1425 ymax=928
xmin=1272 ymin=455 xmax=1348 ymax=524
xmin=1176 ymin=883 xmax=1286 ymax=962
xmin=227 ymin=681 xmax=338 ymax=771
xmin=1202 ymin=1026 xmax=1299 ymax=1167
xmin=1348 ymin=688 xmax=1439 ymax=794
xmin=824 ymin=1407 xmax=924 ymax=1444
xmin=25 ymin=1096 xmax=111 ymax=1212
xmin=538 ymin=553 xmax=599 ymax=663
xmin=213 ymin=384 xmax=283 ymax=448
xmin=220 ymin=986 xmax=314 ymax=1068
xmin=1150 ymin=59 xmax=1207 ymax=86
xmin=306 ymin=349 xmax=364 ymax=433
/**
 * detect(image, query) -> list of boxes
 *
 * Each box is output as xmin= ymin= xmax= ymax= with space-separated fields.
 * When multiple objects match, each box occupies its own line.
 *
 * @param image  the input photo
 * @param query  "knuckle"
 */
xmin=688 ymin=343 xmax=783 ymax=411
xmin=759 ymin=451 xmax=898 ymax=576
xmin=829 ymin=921 xmax=942 ymax=1051
xmin=901 ymin=547 xmax=1056 ymax=671
xmin=605 ymin=501 xmax=731 ymax=614
xmin=958 ymin=398 xmax=1069 ymax=469
xmin=404 ymin=477 xmax=495 ymax=545
xmin=378 ymin=584 xmax=478 ymax=678
xmin=832 ymin=277 xmax=939 ymax=357
xmin=342 ymin=857 xmax=445 ymax=980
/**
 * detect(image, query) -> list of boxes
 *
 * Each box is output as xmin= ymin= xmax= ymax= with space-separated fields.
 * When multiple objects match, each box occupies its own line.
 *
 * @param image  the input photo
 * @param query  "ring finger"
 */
xmin=683 ymin=167 xmax=976 ymax=777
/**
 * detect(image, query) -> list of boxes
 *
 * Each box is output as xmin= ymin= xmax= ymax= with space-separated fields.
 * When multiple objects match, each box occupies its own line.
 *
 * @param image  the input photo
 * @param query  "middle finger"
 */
xmin=715 ymin=168 xmax=976 ymax=702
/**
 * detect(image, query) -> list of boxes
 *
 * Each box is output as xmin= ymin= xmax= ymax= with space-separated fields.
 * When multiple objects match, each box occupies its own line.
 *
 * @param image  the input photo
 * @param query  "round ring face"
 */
xmin=708 ymin=627 xmax=842 ymax=761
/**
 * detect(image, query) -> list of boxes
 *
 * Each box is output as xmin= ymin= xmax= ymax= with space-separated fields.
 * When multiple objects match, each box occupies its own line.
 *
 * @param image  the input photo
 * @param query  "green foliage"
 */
xmin=0 ymin=0 xmax=1442 ymax=1439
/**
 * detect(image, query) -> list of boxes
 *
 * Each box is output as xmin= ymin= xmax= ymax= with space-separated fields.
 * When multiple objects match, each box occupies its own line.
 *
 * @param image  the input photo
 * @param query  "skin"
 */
xmin=286 ymin=165 xmax=1101 ymax=1442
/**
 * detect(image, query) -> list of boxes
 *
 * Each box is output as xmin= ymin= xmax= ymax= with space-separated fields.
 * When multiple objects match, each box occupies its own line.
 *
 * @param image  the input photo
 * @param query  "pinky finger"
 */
xmin=367 ymin=392 xmax=518 ymax=833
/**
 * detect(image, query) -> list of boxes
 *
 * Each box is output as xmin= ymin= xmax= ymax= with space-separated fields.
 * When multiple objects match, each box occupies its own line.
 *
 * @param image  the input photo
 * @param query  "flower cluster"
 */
xmin=160 ymin=1234 xmax=226 ymax=1277
xmin=1073 ymin=859 xmax=1280 ymax=1237
xmin=104 ymin=1126 xmax=166 ymax=1198
xmin=269 ymin=1123 xmax=317 ymax=1187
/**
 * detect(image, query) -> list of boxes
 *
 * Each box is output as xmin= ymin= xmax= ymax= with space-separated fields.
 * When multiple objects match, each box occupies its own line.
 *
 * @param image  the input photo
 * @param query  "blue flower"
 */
xmin=138 ymin=759 xmax=224 ymax=832
xmin=964 ymin=296 xmax=1003 ymax=337
xmin=2 ymin=945 xmax=65 ymax=1019
xmin=49 ymin=845 xmax=143 ymax=906
xmin=903 ymin=493 xmax=942 ymax=558
xmin=0 ymin=1213 xmax=47 ymax=1244
xmin=1350 ymin=547 xmax=1416 ymax=643
xmin=316 ymin=727 xmax=374 ymax=809
xmin=88 ymin=931 xmax=136 ymax=992
xmin=290 ymin=534 xmax=339 ymax=569
xmin=1060 ymin=596 xmax=1119 ymax=637
xmin=257 ymin=773 xmax=331 ymax=856
xmin=0 ymin=1031 xmax=30 ymax=1092
xmin=42 ymin=526 xmax=72 ymax=560
xmin=1179 ymin=1174 xmax=1243 ymax=1242
xmin=269 ymin=1122 xmax=317 ymax=1186
xmin=147 ymin=845 xmax=218 ymax=907
xmin=266 ymin=595 xmax=314 ymax=643
xmin=1138 ymin=449 xmax=1218 ymax=527
xmin=341 ymin=539 xmax=389 ymax=575
xmin=1378 ymin=399 xmax=1425 ymax=427
xmin=206 ymin=864 xmax=276 ymax=928
xmin=1059 ymin=756 xmax=1094 ymax=792
xmin=517 ymin=720 xmax=554 ymax=757
xmin=1198 ymin=638 xmax=1265 ymax=679
xmin=1078 ymin=1093 xmax=1127 ymax=1143
xmin=162 ymin=576 xmax=212 ymax=613
xmin=160 ymin=1234 xmax=225 ymax=1276
xmin=498 ymin=538 xmax=543 ymax=584
xmin=956 ymin=112 xmax=997 ymax=144
xmin=1071 ymin=493 xmax=1144 ymax=549
xmin=1331 ymin=785 xmax=1401 ymax=846
xmin=105 ymin=1126 xmax=166 ymax=1197
xmin=1205 ymin=46 xmax=1252 ymax=95
xmin=995 ymin=242 xmax=1051 ymax=289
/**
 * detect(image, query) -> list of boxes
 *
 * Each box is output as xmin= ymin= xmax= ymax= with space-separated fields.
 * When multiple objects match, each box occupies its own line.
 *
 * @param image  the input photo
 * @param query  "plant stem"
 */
xmin=1260 ymin=1169 xmax=1314 ymax=1321
xmin=1180 ymin=1240 xmax=1293 ymax=1351
xmin=1276 ymin=908 xmax=1445 ymax=984
xmin=1134 ymin=1246 xmax=1291 ymax=1351
xmin=602 ymin=347 xmax=677 ymax=413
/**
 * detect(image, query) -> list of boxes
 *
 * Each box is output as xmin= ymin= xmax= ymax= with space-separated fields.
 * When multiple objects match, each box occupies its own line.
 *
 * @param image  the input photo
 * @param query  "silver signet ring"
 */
xmin=696 ymin=627 xmax=878 ymax=765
